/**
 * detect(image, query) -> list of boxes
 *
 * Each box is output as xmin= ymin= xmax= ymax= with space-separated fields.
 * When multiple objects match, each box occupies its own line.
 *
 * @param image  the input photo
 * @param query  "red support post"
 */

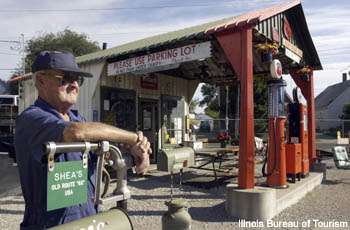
xmin=216 ymin=28 xmax=255 ymax=189
xmin=290 ymin=70 xmax=317 ymax=166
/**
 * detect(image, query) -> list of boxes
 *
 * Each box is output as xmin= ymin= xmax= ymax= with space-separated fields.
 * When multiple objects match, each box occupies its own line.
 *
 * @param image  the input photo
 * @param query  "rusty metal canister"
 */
xmin=49 ymin=208 xmax=133 ymax=230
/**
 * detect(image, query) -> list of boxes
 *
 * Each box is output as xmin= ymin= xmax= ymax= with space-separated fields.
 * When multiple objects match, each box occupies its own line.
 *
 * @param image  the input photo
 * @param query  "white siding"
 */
xmin=100 ymin=71 xmax=200 ymax=104
xmin=76 ymin=62 xmax=105 ymax=121
xmin=19 ymin=79 xmax=37 ymax=113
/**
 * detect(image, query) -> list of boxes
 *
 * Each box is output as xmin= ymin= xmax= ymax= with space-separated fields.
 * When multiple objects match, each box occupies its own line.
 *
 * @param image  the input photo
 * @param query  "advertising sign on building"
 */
xmin=107 ymin=41 xmax=212 ymax=76
xmin=282 ymin=38 xmax=303 ymax=63
xmin=141 ymin=74 xmax=158 ymax=90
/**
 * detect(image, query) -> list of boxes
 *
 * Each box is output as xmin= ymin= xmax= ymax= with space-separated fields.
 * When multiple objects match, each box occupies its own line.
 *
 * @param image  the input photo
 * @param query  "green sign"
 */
xmin=47 ymin=160 xmax=88 ymax=211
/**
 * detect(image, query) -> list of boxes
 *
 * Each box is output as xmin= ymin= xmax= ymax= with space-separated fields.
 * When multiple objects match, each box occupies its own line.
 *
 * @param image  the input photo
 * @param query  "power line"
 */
xmin=0 ymin=40 xmax=20 ymax=43
xmin=0 ymin=1 xmax=278 ymax=13
xmin=0 ymin=52 xmax=18 ymax=56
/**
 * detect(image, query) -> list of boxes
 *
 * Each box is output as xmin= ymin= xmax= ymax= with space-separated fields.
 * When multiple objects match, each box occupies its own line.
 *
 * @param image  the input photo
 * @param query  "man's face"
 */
xmin=37 ymin=70 xmax=82 ymax=109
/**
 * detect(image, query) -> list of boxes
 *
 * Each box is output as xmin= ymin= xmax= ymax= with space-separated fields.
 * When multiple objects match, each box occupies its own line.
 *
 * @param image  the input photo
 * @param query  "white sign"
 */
xmin=103 ymin=100 xmax=110 ymax=111
xmin=282 ymin=38 xmax=302 ymax=63
xmin=107 ymin=41 xmax=211 ymax=76
xmin=285 ymin=48 xmax=301 ymax=63
xmin=270 ymin=59 xmax=282 ymax=78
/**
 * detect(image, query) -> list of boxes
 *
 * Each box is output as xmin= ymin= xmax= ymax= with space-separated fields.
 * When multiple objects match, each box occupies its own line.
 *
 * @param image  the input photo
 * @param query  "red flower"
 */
xmin=217 ymin=131 xmax=231 ymax=142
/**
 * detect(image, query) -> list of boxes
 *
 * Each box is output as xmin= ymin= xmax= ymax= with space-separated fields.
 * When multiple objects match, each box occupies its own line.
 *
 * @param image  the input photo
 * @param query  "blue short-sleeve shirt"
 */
xmin=15 ymin=97 xmax=97 ymax=229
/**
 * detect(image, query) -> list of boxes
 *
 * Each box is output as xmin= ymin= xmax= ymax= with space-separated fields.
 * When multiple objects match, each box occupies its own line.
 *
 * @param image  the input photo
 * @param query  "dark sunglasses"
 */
xmin=51 ymin=72 xmax=85 ymax=87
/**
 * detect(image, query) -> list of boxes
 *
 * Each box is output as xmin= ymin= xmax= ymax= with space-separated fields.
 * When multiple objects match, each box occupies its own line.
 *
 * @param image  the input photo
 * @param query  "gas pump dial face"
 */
xmin=296 ymin=87 xmax=302 ymax=102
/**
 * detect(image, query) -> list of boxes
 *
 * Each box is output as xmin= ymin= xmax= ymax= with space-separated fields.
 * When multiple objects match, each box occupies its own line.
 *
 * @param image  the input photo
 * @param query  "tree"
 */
xmin=24 ymin=29 xmax=100 ymax=72
xmin=0 ymin=79 xmax=8 ymax=94
xmin=341 ymin=103 xmax=350 ymax=135
xmin=199 ymin=78 xmax=268 ymax=120
xmin=200 ymin=84 xmax=220 ymax=118
xmin=189 ymin=99 xmax=199 ymax=114
xmin=341 ymin=103 xmax=350 ymax=119
xmin=8 ymin=29 xmax=101 ymax=95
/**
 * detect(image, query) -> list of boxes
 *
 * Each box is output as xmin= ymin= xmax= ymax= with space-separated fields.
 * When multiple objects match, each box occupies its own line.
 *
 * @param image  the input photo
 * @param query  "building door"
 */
xmin=100 ymin=87 xmax=136 ymax=132
xmin=139 ymin=99 xmax=159 ymax=163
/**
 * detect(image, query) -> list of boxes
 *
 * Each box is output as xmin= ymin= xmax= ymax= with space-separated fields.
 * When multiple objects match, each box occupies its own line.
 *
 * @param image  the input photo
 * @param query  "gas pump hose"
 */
xmin=262 ymin=118 xmax=278 ymax=177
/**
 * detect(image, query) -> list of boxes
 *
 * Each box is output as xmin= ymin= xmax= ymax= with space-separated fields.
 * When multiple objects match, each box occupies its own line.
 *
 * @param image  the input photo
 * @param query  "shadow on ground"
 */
xmin=189 ymin=202 xmax=238 ymax=223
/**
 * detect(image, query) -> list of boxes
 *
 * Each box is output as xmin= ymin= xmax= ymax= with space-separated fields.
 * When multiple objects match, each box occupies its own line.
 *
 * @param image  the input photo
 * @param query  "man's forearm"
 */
xmin=62 ymin=122 xmax=138 ymax=145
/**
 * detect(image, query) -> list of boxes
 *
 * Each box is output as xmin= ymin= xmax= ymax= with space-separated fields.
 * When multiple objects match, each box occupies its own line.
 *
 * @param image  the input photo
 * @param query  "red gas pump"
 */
xmin=287 ymin=88 xmax=309 ymax=179
xmin=265 ymin=60 xmax=288 ymax=188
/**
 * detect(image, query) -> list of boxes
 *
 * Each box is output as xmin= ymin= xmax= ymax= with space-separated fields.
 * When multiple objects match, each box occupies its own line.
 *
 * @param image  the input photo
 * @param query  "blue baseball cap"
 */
xmin=32 ymin=51 xmax=93 ymax=78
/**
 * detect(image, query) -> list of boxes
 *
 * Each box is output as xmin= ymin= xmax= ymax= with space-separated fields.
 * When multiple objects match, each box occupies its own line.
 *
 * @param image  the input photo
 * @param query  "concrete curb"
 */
xmin=226 ymin=172 xmax=323 ymax=221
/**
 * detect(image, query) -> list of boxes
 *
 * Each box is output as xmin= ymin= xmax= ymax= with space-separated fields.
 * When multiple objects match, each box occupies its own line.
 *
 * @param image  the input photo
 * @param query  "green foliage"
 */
xmin=204 ymin=97 xmax=220 ymax=118
xmin=205 ymin=107 xmax=219 ymax=119
xmin=253 ymin=77 xmax=268 ymax=119
xmin=341 ymin=103 xmax=350 ymax=119
xmin=189 ymin=99 xmax=199 ymax=113
xmin=25 ymin=29 xmax=100 ymax=72
xmin=342 ymin=103 xmax=350 ymax=135
xmin=0 ymin=79 xmax=8 ymax=94
xmin=199 ymin=84 xmax=217 ymax=107
xmin=200 ymin=83 xmax=221 ymax=119
xmin=199 ymin=78 xmax=268 ymax=120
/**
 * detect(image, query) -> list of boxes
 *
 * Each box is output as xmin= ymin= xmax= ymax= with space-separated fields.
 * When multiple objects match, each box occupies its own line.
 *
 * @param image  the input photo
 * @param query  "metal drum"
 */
xmin=49 ymin=208 xmax=133 ymax=230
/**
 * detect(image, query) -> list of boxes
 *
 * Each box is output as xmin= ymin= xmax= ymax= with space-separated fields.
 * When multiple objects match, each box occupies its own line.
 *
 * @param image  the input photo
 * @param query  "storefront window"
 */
xmin=142 ymin=107 xmax=152 ymax=131
xmin=161 ymin=95 xmax=184 ymax=146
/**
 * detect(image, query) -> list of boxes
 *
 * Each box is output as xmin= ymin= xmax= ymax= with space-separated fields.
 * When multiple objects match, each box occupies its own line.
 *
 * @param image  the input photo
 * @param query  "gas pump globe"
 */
xmin=268 ymin=59 xmax=286 ymax=117
xmin=267 ymin=79 xmax=287 ymax=118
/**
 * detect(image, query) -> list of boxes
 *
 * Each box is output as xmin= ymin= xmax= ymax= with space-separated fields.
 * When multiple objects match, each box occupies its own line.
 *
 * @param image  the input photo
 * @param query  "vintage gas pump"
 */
xmin=266 ymin=60 xmax=288 ymax=188
xmin=288 ymin=88 xmax=309 ymax=178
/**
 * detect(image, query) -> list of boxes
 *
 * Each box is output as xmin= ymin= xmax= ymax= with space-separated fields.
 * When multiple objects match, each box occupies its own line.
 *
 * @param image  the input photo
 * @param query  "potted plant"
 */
xmin=217 ymin=131 xmax=231 ymax=148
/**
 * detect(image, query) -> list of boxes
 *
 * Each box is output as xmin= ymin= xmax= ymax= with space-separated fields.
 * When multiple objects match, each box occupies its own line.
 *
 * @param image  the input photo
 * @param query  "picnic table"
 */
xmin=192 ymin=146 xmax=239 ymax=183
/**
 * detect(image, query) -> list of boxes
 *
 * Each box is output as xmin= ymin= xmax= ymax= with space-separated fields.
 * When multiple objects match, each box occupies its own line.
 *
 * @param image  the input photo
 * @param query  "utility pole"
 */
xmin=5 ymin=34 xmax=26 ymax=74
xmin=225 ymin=85 xmax=229 ymax=132
xmin=20 ymin=34 xmax=25 ymax=74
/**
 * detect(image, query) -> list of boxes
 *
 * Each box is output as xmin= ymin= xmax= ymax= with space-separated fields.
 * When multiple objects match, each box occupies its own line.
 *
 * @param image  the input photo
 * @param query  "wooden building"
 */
xmin=16 ymin=0 xmax=321 ymax=188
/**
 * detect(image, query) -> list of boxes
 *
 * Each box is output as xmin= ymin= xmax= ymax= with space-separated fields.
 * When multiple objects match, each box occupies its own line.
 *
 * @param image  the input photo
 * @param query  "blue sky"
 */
xmin=0 ymin=0 xmax=349 ymax=98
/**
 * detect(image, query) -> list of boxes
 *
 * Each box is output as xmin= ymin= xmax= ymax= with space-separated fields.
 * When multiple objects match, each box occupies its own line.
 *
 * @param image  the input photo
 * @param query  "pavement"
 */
xmin=1 ymin=153 xmax=350 ymax=229
xmin=0 ymin=154 xmax=19 ymax=196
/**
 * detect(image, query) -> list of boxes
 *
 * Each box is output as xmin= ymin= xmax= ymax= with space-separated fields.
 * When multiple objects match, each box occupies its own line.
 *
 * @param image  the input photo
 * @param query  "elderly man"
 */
xmin=15 ymin=51 xmax=150 ymax=229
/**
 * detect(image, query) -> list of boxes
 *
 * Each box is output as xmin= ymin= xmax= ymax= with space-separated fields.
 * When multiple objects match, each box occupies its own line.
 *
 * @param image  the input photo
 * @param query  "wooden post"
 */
xmin=216 ymin=28 xmax=255 ymax=189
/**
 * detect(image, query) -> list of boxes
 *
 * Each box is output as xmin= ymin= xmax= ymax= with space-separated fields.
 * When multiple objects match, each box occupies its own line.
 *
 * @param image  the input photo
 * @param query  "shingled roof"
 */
xmin=316 ymin=81 xmax=350 ymax=109
xmin=77 ymin=0 xmax=321 ymax=69
xmin=76 ymin=16 xmax=233 ymax=64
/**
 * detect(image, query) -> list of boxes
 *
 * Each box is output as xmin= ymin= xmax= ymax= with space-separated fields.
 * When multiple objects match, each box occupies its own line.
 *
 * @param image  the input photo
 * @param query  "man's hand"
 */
xmin=129 ymin=131 xmax=151 ymax=174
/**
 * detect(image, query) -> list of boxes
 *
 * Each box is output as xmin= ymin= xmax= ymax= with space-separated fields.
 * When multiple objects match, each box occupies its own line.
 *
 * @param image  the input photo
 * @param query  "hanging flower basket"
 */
xmin=255 ymin=43 xmax=279 ymax=63
xmin=261 ymin=52 xmax=273 ymax=63
xmin=296 ymin=66 xmax=312 ymax=81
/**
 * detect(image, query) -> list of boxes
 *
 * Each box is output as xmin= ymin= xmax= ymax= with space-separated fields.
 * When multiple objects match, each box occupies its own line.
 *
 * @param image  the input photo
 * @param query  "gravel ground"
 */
xmin=1 ymin=154 xmax=350 ymax=230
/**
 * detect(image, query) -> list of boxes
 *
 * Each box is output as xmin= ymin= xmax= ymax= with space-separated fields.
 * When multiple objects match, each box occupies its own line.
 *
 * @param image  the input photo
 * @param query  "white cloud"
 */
xmin=0 ymin=0 xmax=348 ymax=105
